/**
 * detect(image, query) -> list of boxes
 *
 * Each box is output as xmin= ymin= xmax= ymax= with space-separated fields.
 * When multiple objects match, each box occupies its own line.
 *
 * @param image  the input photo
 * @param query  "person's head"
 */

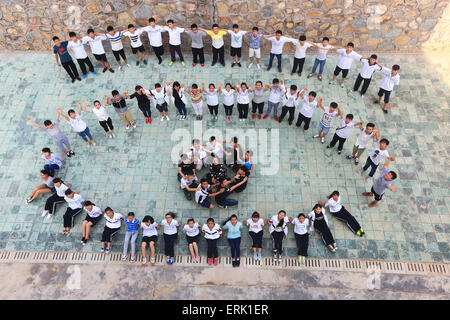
xmin=322 ymin=37 xmax=329 ymax=45
xmin=154 ymin=82 xmax=162 ymax=92
xmin=148 ymin=17 xmax=156 ymax=26
xmin=275 ymin=30 xmax=282 ymax=39
xmin=173 ymin=81 xmax=180 ymax=91
xmin=308 ymin=91 xmax=317 ymax=102
xmin=68 ymin=109 xmax=76 ymax=119
xmin=272 ymin=78 xmax=280 ymax=88
xmin=392 ymin=64 xmax=400 ymax=76
xmin=298 ymin=213 xmax=306 ymax=223
xmin=365 ymin=122 xmax=375 ymax=134
xmin=40 ymin=169 xmax=51 ymax=179
xmin=212 ymin=24 xmax=219 ymax=33
xmin=135 ymin=85 xmax=143 ymax=93
xmin=369 ymin=54 xmax=377 ymax=65
xmin=128 ymin=24 xmax=136 ymax=32
xmin=192 ymin=138 xmax=200 ymax=149
xmin=44 ymin=120 xmax=53 ymax=129
xmin=276 ymin=210 xmax=286 ymax=228
xmin=245 ymin=150 xmax=253 ymax=162
xmin=209 ymin=136 xmax=217 ymax=147
xmin=346 ymin=42 xmax=354 ymax=51
xmin=299 ymin=35 xmax=306 ymax=44
xmin=191 ymin=83 xmax=198 ymax=92
xmin=252 ymin=26 xmax=259 ymax=36
xmin=223 ymin=214 xmax=238 ymax=226
xmin=289 ymin=84 xmax=297 ymax=95
xmin=167 ymin=19 xmax=174 ymax=28
xmin=84 ymin=200 xmax=94 ymax=212
xmin=64 ymin=188 xmax=74 ymax=198
xmin=255 ymin=80 xmax=263 ymax=90
xmin=329 ymin=102 xmax=338 ymax=111
xmin=200 ymin=178 xmax=209 ymax=189
xmin=232 ymin=24 xmax=239 ymax=32
xmin=185 ymin=169 xmax=195 ymax=180
xmin=251 ymin=211 xmax=260 ymax=222
xmin=232 ymin=136 xmax=238 ymax=147
xmin=329 ymin=190 xmax=340 ymax=201
xmin=225 ymin=82 xmax=232 ymax=91
xmin=345 ymin=113 xmax=354 ymax=124
xmin=106 ymin=25 xmax=115 ymax=36
xmin=127 ymin=212 xmax=135 ymax=222
xmin=142 ymin=215 xmax=154 ymax=226
xmin=104 ymin=206 xmax=114 ymax=218
xmin=207 ymin=217 xmax=215 ymax=228
xmin=313 ymin=203 xmax=323 ymax=214
xmin=68 ymin=31 xmax=77 ymax=40
xmin=52 ymin=36 xmax=61 ymax=46
xmin=190 ymin=23 xmax=198 ymax=32
xmin=241 ymin=82 xmax=248 ymax=91
xmin=53 ymin=177 xmax=62 ymax=187
xmin=379 ymin=138 xmax=390 ymax=150
xmin=208 ymin=83 xmax=215 ymax=91
xmin=111 ymin=90 xmax=120 ymax=101
xmin=87 ymin=28 xmax=95 ymax=38
xmin=385 ymin=171 xmax=397 ymax=181
xmin=237 ymin=165 xmax=248 ymax=177
xmin=93 ymin=100 xmax=101 ymax=108
xmin=42 ymin=147 xmax=51 ymax=158
xmin=165 ymin=212 xmax=176 ymax=224
xmin=187 ymin=218 xmax=195 ymax=227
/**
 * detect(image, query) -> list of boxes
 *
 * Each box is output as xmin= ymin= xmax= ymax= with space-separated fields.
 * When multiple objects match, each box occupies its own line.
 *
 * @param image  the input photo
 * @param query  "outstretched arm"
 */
xmin=57 ymin=108 xmax=70 ymax=122
xmin=27 ymin=118 xmax=44 ymax=130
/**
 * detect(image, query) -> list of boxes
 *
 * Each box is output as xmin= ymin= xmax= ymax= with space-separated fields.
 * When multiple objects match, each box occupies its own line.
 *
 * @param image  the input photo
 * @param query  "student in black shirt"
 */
xmin=178 ymin=154 xmax=196 ymax=181
xmin=228 ymin=165 xmax=249 ymax=193
xmin=124 ymin=85 xmax=152 ymax=124
xmin=209 ymin=157 xmax=227 ymax=182
xmin=214 ymin=179 xmax=240 ymax=208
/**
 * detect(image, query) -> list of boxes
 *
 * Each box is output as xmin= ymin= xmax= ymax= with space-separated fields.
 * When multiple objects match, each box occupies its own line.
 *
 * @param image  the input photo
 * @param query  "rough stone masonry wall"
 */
xmin=0 ymin=0 xmax=448 ymax=53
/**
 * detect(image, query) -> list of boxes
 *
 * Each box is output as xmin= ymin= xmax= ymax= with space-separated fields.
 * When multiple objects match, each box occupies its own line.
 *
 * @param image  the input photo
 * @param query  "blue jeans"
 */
xmin=228 ymin=237 xmax=241 ymax=258
xmin=362 ymin=156 xmax=378 ymax=177
xmin=175 ymin=103 xmax=187 ymax=116
xmin=223 ymin=198 xmax=238 ymax=206
xmin=312 ymin=58 xmax=326 ymax=75
xmin=269 ymin=53 xmax=282 ymax=68
xmin=77 ymin=127 xmax=93 ymax=142
xmin=44 ymin=164 xmax=60 ymax=176
xmin=265 ymin=101 xmax=279 ymax=117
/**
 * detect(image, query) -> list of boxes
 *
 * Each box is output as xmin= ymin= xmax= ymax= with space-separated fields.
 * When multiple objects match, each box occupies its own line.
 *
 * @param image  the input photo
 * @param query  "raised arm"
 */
xmin=299 ymin=87 xmax=307 ymax=99
xmin=27 ymin=118 xmax=44 ymax=130
xmin=123 ymin=91 xmax=131 ymax=99
xmin=57 ymin=108 xmax=70 ymax=121
xmin=337 ymin=105 xmax=344 ymax=119
xmin=104 ymin=94 xmax=111 ymax=105
xmin=317 ymin=97 xmax=324 ymax=109
xmin=373 ymin=126 xmax=380 ymax=141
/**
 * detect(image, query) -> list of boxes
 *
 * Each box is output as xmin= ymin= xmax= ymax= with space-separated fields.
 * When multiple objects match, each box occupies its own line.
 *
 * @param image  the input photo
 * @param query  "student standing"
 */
xmin=81 ymin=200 xmax=103 ymax=245
xmin=295 ymin=88 xmax=320 ymax=130
xmin=82 ymin=28 xmax=114 ymax=73
xmin=202 ymin=218 xmax=222 ymax=266
xmin=122 ymin=212 xmax=140 ymax=261
xmin=157 ymin=212 xmax=181 ymax=265
xmin=189 ymin=83 xmax=205 ymax=120
xmin=362 ymin=159 xmax=398 ymax=207
xmin=327 ymin=114 xmax=363 ymax=155
xmin=264 ymin=30 xmax=294 ymax=72
xmin=251 ymin=81 xmax=269 ymax=120
xmin=203 ymin=82 xmax=220 ymax=120
xmin=101 ymin=207 xmax=123 ymax=253
xmin=313 ymin=102 xmax=342 ymax=144
xmin=347 ymin=123 xmax=377 ymax=165
xmin=52 ymin=36 xmax=80 ymax=83
xmin=57 ymin=107 xmax=95 ymax=148
xmin=164 ymin=19 xmax=185 ymax=66
xmin=141 ymin=215 xmax=158 ymax=266
xmin=308 ymin=204 xmax=337 ymax=252
xmin=41 ymin=147 xmax=62 ymax=176
xmin=290 ymin=213 xmax=309 ymax=263
xmin=79 ymin=100 xmax=115 ymax=139
xmin=67 ymin=32 xmax=96 ymax=78
xmin=42 ymin=177 xmax=70 ymax=220
xmin=124 ymin=86 xmax=153 ymax=124
xmin=105 ymin=26 xmax=130 ymax=70
xmin=291 ymin=35 xmax=314 ymax=76
xmin=25 ymin=170 xmax=55 ymax=204
xmin=219 ymin=82 xmax=235 ymax=121
xmin=167 ymin=81 xmax=188 ymax=120
xmin=27 ymin=116 xmax=74 ymax=158
xmin=329 ymin=42 xmax=362 ymax=88
xmin=247 ymin=27 xmax=263 ymax=69
xmin=278 ymin=85 xmax=300 ymax=125
xmin=142 ymin=17 xmax=165 ymax=64
xmin=266 ymin=210 xmax=290 ymax=261
xmin=150 ymin=83 xmax=171 ymax=121
xmin=62 ymin=189 xmax=84 ymax=235
xmin=222 ymin=215 xmax=243 ymax=267
xmin=235 ymin=82 xmax=253 ymax=121
xmin=185 ymin=24 xmax=206 ymax=67
xmin=243 ymin=211 xmax=265 ymax=260
xmin=353 ymin=54 xmax=382 ymax=96
xmin=375 ymin=65 xmax=400 ymax=113
xmin=361 ymin=138 xmax=396 ymax=181
xmin=123 ymin=24 xmax=147 ymax=66
xmin=264 ymin=78 xmax=284 ymax=120
xmin=105 ymin=90 xmax=136 ymax=130
xmin=319 ymin=191 xmax=365 ymax=237
xmin=307 ymin=37 xmax=336 ymax=81
xmin=183 ymin=219 xmax=201 ymax=263
xmin=228 ymin=24 xmax=247 ymax=67
xmin=200 ymin=24 xmax=228 ymax=66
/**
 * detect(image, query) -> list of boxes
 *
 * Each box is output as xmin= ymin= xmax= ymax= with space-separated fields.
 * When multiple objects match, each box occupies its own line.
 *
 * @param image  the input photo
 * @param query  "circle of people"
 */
xmin=24 ymin=17 xmax=401 ymax=267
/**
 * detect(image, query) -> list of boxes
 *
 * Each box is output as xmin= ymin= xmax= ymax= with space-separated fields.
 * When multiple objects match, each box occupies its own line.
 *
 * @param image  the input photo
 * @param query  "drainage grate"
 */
xmin=0 ymin=250 xmax=448 ymax=276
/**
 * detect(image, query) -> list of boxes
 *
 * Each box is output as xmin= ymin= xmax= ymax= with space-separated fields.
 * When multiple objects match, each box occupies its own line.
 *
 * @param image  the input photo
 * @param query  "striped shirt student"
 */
xmin=105 ymin=26 xmax=129 ymax=68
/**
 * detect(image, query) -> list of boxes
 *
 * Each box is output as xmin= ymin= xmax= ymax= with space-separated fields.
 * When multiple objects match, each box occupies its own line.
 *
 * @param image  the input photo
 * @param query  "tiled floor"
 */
xmin=0 ymin=51 xmax=448 ymax=262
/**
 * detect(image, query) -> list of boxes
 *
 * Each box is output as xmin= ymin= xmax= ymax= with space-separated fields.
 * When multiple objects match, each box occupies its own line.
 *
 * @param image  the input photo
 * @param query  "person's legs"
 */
xmin=219 ymin=46 xmax=225 ymax=64
xmin=182 ymin=188 xmax=192 ymax=200
xmin=243 ymin=104 xmax=249 ymax=119
xmin=62 ymin=61 xmax=76 ymax=80
xmin=292 ymin=57 xmax=299 ymax=73
xmin=333 ymin=206 xmax=362 ymax=234
xmin=237 ymin=104 xmax=243 ymax=119
xmin=213 ymin=105 xmax=218 ymax=116
xmin=228 ymin=238 xmax=236 ymax=259
xmin=188 ymin=242 xmax=195 ymax=258
xmin=199 ymin=48 xmax=205 ymax=64
xmin=353 ymin=74 xmax=363 ymax=91
xmin=276 ymin=54 xmax=282 ymax=68
xmin=77 ymin=130 xmax=89 ymax=142
xmin=84 ymin=127 xmax=93 ymax=141
xmin=295 ymin=112 xmax=305 ymax=127
xmin=278 ymin=106 xmax=289 ymax=122
xmin=311 ymin=58 xmax=319 ymax=74
xmin=130 ymin=231 xmax=138 ymax=256
xmin=337 ymin=137 xmax=346 ymax=151
xmin=287 ymin=107 xmax=295 ymax=124
xmin=192 ymin=48 xmax=198 ymax=64
xmin=175 ymin=45 xmax=184 ymax=61
xmin=99 ymin=120 xmax=109 ymax=132
xmin=361 ymin=78 xmax=371 ymax=95
xmin=30 ymin=185 xmax=52 ymax=201
xmin=224 ymin=198 xmax=238 ymax=206
xmin=303 ymin=117 xmax=312 ymax=130
xmin=169 ymin=45 xmax=176 ymax=62
xmin=298 ymin=57 xmax=305 ymax=74
xmin=318 ymin=59 xmax=326 ymax=75
xmin=85 ymin=221 xmax=93 ymax=240
xmin=266 ymin=101 xmax=273 ymax=116
xmin=77 ymin=58 xmax=87 ymax=75
xmin=268 ymin=53 xmax=275 ymax=67
xmin=212 ymin=46 xmax=218 ymax=64
xmin=125 ymin=110 xmax=134 ymax=124
xmin=44 ymin=193 xmax=64 ymax=214
xmin=295 ymin=233 xmax=302 ymax=256
xmin=123 ymin=231 xmax=132 ymax=255
xmin=329 ymin=133 xmax=339 ymax=148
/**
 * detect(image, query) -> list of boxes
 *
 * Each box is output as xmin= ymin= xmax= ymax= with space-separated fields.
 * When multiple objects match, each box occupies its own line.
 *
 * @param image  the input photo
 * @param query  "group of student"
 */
xmin=52 ymin=18 xmax=401 ymax=113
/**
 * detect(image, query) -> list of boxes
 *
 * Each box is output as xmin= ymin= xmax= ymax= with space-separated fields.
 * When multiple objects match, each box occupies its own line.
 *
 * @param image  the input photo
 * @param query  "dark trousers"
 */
xmin=353 ymin=74 xmax=372 ymax=94
xmin=249 ymin=230 xmax=263 ymax=248
xmin=76 ymin=57 xmax=94 ymax=74
xmin=44 ymin=164 xmax=60 ymax=176
xmin=237 ymin=103 xmax=249 ymax=119
xmin=163 ymin=233 xmax=177 ymax=257
xmin=208 ymin=105 xmax=219 ymax=116
xmin=212 ymin=46 xmax=225 ymax=64
xmin=206 ymin=238 xmax=218 ymax=258
xmin=99 ymin=117 xmax=114 ymax=132
xmin=175 ymin=103 xmax=187 ymax=116
xmin=329 ymin=133 xmax=347 ymax=151
xmin=192 ymin=47 xmax=205 ymax=64
xmin=292 ymin=57 xmax=305 ymax=74
xmin=251 ymin=101 xmax=264 ymax=114
xmin=314 ymin=219 xmax=335 ymax=246
xmin=152 ymin=45 xmax=164 ymax=62
xmin=279 ymin=106 xmax=295 ymax=123
xmin=44 ymin=193 xmax=65 ymax=214
xmin=139 ymin=104 xmax=152 ymax=118
xmin=62 ymin=60 xmax=79 ymax=80
xmin=295 ymin=113 xmax=311 ymax=129
xmin=182 ymin=188 xmax=192 ymax=200
xmin=295 ymin=233 xmax=309 ymax=256
xmin=224 ymin=105 xmax=233 ymax=116
xmin=331 ymin=206 xmax=361 ymax=234
xmin=228 ymin=237 xmax=241 ymax=258
xmin=169 ymin=44 xmax=184 ymax=62
xmin=269 ymin=53 xmax=282 ymax=68
xmin=363 ymin=156 xmax=378 ymax=177
xmin=101 ymin=226 xmax=120 ymax=242
xmin=63 ymin=207 xmax=82 ymax=228
xmin=271 ymin=231 xmax=285 ymax=254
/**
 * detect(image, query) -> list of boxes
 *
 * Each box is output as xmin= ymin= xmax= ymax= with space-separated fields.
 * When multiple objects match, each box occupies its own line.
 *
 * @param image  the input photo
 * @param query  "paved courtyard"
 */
xmin=0 ymin=50 xmax=448 ymax=262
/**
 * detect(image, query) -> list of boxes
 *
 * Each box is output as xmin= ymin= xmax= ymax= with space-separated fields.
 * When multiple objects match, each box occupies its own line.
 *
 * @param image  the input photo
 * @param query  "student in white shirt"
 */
xmin=105 ymin=25 xmax=130 ymax=70
xmin=183 ymin=218 xmax=202 ymax=263
xmin=101 ymin=207 xmax=123 ymax=254
xmin=308 ymin=37 xmax=339 ymax=81
xmin=264 ymin=78 xmax=284 ymax=120
xmin=347 ymin=123 xmax=377 ymax=165
xmin=361 ymin=138 xmax=396 ymax=180
xmin=149 ymin=83 xmax=171 ymax=121
xmin=219 ymin=82 xmax=235 ymax=121
xmin=57 ymin=107 xmax=95 ymax=147
xmin=313 ymin=101 xmax=342 ymax=144
xmin=290 ymin=213 xmax=309 ymax=263
xmin=42 ymin=177 xmax=71 ymax=219
xmin=189 ymin=139 xmax=208 ymax=170
xmin=123 ymin=24 xmax=147 ymax=66
xmin=327 ymin=114 xmax=363 ymax=155
xmin=79 ymin=100 xmax=115 ymax=139
xmin=62 ymin=189 xmax=84 ymax=235
xmin=141 ymin=215 xmax=159 ymax=267
xmin=234 ymin=82 xmax=254 ymax=121
xmin=81 ymin=200 xmax=103 ymax=245
xmin=278 ymin=85 xmax=301 ymax=125
xmin=243 ymin=211 xmax=266 ymax=260
xmin=375 ymin=64 xmax=401 ymax=113
xmin=201 ymin=218 xmax=222 ymax=266
xmin=26 ymin=170 xmax=55 ymax=205
xmin=309 ymin=204 xmax=337 ymax=252
xmin=329 ymin=42 xmax=362 ymax=88
xmin=68 ymin=32 xmax=96 ymax=78
xmin=291 ymin=35 xmax=314 ymax=76
xmin=265 ymin=210 xmax=290 ymax=262
xmin=83 ymin=28 xmax=114 ymax=73
xmin=295 ymin=88 xmax=320 ymax=130
xmin=180 ymin=170 xmax=200 ymax=201
xmin=41 ymin=147 xmax=63 ymax=176
xmin=203 ymin=82 xmax=220 ymax=120
xmin=228 ymin=24 xmax=247 ymax=67
xmin=164 ymin=19 xmax=185 ymax=66
xmin=157 ymin=212 xmax=182 ymax=265
xmin=319 ymin=191 xmax=365 ymax=237
xmin=263 ymin=30 xmax=295 ymax=72
xmin=353 ymin=54 xmax=382 ymax=95
xmin=142 ymin=17 xmax=165 ymax=64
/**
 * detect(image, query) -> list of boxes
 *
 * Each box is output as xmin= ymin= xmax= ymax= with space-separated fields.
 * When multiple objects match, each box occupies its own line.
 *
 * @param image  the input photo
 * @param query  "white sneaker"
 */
xmin=41 ymin=210 xmax=49 ymax=217
xmin=340 ymin=83 xmax=345 ymax=88
xmin=313 ymin=134 xmax=319 ymax=138
xmin=25 ymin=198 xmax=32 ymax=204
xmin=321 ymin=137 xmax=325 ymax=144
xmin=109 ymin=134 xmax=113 ymax=139
xmin=365 ymin=176 xmax=372 ymax=183
xmin=126 ymin=64 xmax=131 ymax=68
xmin=118 ymin=66 xmax=122 ymax=71
xmin=45 ymin=213 xmax=53 ymax=220
xmin=122 ymin=254 xmax=127 ymax=261
xmin=248 ymin=63 xmax=253 ymax=69
xmin=160 ymin=116 xmax=164 ymax=121
xmin=328 ymin=80 xmax=333 ymax=85
xmin=257 ymin=64 xmax=261 ymax=69
xmin=165 ymin=115 xmax=170 ymax=121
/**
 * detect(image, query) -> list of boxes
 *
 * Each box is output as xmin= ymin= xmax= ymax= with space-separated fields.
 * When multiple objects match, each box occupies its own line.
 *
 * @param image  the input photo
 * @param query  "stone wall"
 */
xmin=0 ymin=0 xmax=448 ymax=53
